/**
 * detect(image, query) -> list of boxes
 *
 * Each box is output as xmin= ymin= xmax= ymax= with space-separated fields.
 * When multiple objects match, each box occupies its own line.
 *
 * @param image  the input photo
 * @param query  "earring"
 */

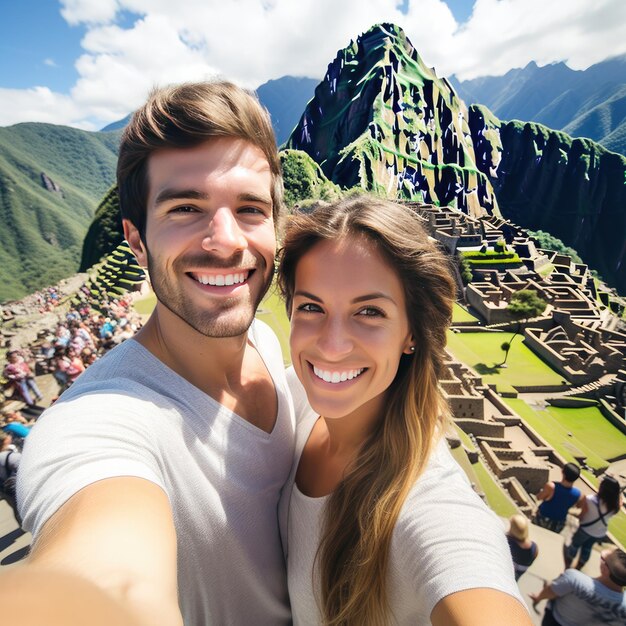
xmin=410 ymin=346 xmax=415 ymax=353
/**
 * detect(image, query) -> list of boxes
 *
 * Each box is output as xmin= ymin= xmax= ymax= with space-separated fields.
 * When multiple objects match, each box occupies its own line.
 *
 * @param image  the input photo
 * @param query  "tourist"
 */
xmin=534 ymin=462 xmax=584 ymax=533
xmin=0 ymin=430 xmax=21 ymax=526
xmin=3 ymin=80 xmax=292 ymax=625
xmin=277 ymin=196 xmax=530 ymax=625
xmin=530 ymin=548 xmax=626 ymax=625
xmin=507 ymin=514 xmax=539 ymax=580
xmin=564 ymin=475 xmax=623 ymax=570
xmin=2 ymin=350 xmax=42 ymax=406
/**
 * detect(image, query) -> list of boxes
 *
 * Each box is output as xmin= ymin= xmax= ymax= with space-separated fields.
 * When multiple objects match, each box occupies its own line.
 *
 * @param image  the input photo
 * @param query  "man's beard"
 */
xmin=146 ymin=248 xmax=274 ymax=338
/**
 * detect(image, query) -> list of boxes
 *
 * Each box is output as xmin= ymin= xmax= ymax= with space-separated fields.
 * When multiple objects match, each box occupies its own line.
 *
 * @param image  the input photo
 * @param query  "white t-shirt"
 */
xmin=18 ymin=320 xmax=295 ymax=626
xmin=579 ymin=494 xmax=616 ymax=538
xmin=281 ymin=369 xmax=524 ymax=625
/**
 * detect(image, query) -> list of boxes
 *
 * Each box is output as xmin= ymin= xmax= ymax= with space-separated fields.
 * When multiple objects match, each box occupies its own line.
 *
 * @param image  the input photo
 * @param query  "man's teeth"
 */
xmin=195 ymin=272 xmax=247 ymax=286
xmin=313 ymin=366 xmax=365 ymax=384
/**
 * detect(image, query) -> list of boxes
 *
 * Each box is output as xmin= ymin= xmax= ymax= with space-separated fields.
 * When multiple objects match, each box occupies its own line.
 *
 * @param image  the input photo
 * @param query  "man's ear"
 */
xmin=123 ymin=219 xmax=147 ymax=267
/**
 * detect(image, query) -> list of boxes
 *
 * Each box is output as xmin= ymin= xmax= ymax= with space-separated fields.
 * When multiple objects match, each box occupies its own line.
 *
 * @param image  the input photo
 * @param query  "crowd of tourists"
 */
xmin=2 ymin=292 xmax=142 ymax=406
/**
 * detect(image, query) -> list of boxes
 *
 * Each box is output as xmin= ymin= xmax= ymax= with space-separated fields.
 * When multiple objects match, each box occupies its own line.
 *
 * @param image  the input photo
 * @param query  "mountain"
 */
xmin=101 ymin=115 xmax=131 ymax=132
xmin=285 ymin=24 xmax=626 ymax=293
xmin=256 ymin=77 xmax=318 ymax=146
xmin=469 ymin=106 xmax=626 ymax=291
xmin=287 ymin=23 xmax=498 ymax=218
xmin=451 ymin=56 xmax=626 ymax=156
xmin=0 ymin=123 xmax=120 ymax=302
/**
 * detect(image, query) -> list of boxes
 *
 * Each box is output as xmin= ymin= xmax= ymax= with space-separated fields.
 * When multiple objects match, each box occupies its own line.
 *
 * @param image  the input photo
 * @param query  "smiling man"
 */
xmin=8 ymin=82 xmax=295 ymax=626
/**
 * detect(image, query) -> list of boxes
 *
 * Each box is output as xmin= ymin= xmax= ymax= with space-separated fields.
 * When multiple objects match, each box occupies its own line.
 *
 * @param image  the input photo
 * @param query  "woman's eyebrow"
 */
xmin=293 ymin=290 xmax=322 ymax=302
xmin=352 ymin=293 xmax=396 ymax=304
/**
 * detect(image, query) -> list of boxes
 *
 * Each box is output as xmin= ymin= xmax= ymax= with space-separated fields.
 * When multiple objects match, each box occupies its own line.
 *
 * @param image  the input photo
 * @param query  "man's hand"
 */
xmin=6 ymin=477 xmax=183 ymax=626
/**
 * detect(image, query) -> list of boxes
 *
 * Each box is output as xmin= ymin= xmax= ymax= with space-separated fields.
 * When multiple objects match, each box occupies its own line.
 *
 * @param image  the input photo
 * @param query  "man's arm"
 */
xmin=0 ymin=477 xmax=182 ymax=626
xmin=431 ymin=589 xmax=533 ymax=625
xmin=529 ymin=580 xmax=558 ymax=612
xmin=535 ymin=481 xmax=554 ymax=502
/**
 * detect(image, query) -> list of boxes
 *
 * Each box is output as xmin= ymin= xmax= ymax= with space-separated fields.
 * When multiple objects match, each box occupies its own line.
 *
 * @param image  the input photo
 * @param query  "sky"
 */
xmin=0 ymin=0 xmax=625 ymax=131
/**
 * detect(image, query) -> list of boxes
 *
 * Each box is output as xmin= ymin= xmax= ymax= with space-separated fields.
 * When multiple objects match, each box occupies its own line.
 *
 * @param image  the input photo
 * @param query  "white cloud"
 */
xmin=43 ymin=58 xmax=58 ymax=67
xmin=2 ymin=0 xmax=625 ymax=128
xmin=0 ymin=87 xmax=96 ymax=130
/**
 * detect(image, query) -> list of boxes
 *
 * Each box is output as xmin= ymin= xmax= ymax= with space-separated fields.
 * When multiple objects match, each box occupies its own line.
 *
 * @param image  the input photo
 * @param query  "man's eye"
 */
xmin=296 ymin=303 xmax=322 ymax=313
xmin=238 ymin=206 xmax=266 ymax=215
xmin=170 ymin=205 xmax=197 ymax=213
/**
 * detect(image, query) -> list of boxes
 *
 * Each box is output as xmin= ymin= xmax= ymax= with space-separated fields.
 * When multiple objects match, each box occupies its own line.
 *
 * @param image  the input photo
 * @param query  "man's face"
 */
xmin=125 ymin=137 xmax=276 ymax=338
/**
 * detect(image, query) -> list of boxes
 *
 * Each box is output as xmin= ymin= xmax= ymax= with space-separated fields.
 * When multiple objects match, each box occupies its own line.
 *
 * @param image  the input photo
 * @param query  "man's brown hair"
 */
xmin=117 ymin=81 xmax=283 ymax=239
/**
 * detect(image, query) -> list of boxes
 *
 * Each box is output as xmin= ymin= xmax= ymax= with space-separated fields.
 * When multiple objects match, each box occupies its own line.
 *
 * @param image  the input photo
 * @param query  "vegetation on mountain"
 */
xmin=287 ymin=23 xmax=498 ymax=217
xmin=452 ymin=56 xmax=626 ymax=157
xmin=0 ymin=123 xmax=120 ymax=302
xmin=468 ymin=106 xmax=626 ymax=293
xmin=527 ymin=230 xmax=583 ymax=264
xmin=80 ymin=186 xmax=123 ymax=271
xmin=280 ymin=149 xmax=341 ymax=208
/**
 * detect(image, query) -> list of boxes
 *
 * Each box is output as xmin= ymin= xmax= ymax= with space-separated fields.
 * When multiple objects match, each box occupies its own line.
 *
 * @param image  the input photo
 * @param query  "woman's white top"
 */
xmin=579 ymin=494 xmax=616 ymax=538
xmin=281 ymin=369 xmax=525 ymax=625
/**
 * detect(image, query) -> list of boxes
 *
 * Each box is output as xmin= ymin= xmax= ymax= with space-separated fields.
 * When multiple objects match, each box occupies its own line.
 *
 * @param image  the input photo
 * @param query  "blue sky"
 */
xmin=0 ymin=0 xmax=624 ymax=130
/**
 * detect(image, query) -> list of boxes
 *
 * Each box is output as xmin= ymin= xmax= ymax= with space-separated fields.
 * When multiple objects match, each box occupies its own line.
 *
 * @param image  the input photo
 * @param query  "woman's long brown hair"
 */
xmin=278 ymin=195 xmax=456 ymax=625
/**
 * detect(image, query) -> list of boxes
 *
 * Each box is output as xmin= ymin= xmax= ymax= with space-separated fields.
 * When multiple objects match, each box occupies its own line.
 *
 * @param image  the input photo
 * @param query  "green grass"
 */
xmin=256 ymin=285 xmax=291 ymax=365
xmin=472 ymin=460 xmax=518 ymax=517
xmin=452 ymin=303 xmax=479 ymax=323
xmin=453 ymin=424 xmax=477 ymax=451
xmin=446 ymin=331 xmax=567 ymax=393
xmin=133 ymin=293 xmax=156 ymax=316
xmin=504 ymin=398 xmax=626 ymax=471
xmin=449 ymin=444 xmax=479 ymax=484
xmin=608 ymin=511 xmax=626 ymax=549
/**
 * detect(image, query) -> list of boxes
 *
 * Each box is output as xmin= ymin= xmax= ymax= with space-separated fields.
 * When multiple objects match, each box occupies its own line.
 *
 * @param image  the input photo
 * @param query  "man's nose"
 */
xmin=201 ymin=207 xmax=247 ymax=255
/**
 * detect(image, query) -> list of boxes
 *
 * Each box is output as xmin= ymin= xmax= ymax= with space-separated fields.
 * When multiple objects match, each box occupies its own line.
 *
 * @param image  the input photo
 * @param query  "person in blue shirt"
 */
xmin=534 ymin=463 xmax=584 ymax=533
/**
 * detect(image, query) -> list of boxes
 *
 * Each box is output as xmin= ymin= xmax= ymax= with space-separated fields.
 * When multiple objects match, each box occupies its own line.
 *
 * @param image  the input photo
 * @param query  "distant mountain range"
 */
xmin=1 ymin=24 xmax=625 ymax=302
xmin=100 ymin=76 xmax=318 ymax=147
xmin=450 ymin=56 xmax=626 ymax=157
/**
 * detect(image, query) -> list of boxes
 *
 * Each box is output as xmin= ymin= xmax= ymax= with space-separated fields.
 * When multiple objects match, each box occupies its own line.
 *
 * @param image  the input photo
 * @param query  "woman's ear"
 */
xmin=403 ymin=338 xmax=416 ymax=355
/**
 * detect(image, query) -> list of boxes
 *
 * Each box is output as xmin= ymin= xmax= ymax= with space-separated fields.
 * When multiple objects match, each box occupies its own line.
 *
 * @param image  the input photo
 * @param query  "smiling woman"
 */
xmin=277 ymin=195 xmax=532 ymax=626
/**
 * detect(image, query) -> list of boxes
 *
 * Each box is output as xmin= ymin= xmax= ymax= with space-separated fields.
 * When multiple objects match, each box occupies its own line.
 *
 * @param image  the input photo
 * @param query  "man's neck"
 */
xmin=596 ymin=574 xmax=624 ymax=594
xmin=134 ymin=304 xmax=250 ymax=395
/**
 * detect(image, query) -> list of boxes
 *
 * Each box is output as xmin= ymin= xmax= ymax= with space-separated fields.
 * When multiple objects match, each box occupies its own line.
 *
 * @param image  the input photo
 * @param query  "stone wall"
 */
xmin=456 ymin=418 xmax=505 ymax=438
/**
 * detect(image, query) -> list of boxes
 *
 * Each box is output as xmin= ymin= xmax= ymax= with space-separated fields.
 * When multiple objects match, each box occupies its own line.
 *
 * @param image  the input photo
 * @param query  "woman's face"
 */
xmin=289 ymin=235 xmax=413 ymax=423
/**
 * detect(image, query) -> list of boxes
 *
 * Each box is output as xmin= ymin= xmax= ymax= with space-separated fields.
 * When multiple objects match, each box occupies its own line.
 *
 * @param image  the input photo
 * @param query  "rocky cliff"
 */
xmin=286 ymin=23 xmax=498 ymax=218
xmin=469 ymin=106 xmax=626 ymax=292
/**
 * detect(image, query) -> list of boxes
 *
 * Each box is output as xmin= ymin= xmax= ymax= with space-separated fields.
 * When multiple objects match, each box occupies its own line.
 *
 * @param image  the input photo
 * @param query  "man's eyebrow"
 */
xmin=153 ymin=188 xmax=210 ymax=206
xmin=238 ymin=192 xmax=272 ymax=207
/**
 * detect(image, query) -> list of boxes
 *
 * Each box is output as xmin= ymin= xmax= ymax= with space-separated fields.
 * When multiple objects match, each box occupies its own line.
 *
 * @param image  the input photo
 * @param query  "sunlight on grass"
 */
xmin=505 ymin=398 xmax=626 ymax=471
xmin=446 ymin=331 xmax=567 ymax=393
xmin=452 ymin=303 xmax=479 ymax=323
xmin=473 ymin=460 xmax=518 ymax=517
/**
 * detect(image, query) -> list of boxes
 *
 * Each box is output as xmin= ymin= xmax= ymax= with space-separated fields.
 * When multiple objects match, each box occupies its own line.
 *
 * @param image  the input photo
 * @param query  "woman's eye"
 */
xmin=296 ymin=303 xmax=322 ymax=313
xmin=357 ymin=306 xmax=384 ymax=317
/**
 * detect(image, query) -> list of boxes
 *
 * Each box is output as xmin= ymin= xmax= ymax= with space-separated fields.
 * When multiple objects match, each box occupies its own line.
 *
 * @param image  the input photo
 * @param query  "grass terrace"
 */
xmin=472 ymin=460 xmax=518 ymax=517
xmin=446 ymin=331 xmax=567 ymax=394
xmin=452 ymin=303 xmax=480 ymax=324
xmin=256 ymin=287 xmax=291 ymax=365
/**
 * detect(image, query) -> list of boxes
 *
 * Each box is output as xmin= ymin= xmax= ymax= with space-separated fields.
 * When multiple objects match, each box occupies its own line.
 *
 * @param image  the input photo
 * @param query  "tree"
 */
xmin=499 ymin=290 xmax=547 ymax=366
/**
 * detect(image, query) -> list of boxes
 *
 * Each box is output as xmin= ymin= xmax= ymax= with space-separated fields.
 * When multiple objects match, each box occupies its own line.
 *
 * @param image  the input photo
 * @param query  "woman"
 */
xmin=278 ymin=196 xmax=530 ymax=625
xmin=507 ymin=514 xmax=538 ymax=580
xmin=564 ymin=475 xmax=622 ymax=570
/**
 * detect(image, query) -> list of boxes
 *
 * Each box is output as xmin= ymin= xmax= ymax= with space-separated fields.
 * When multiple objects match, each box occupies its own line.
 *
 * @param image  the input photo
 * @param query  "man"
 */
xmin=4 ymin=81 xmax=294 ymax=625
xmin=530 ymin=548 xmax=626 ymax=625
xmin=534 ymin=462 xmax=584 ymax=533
